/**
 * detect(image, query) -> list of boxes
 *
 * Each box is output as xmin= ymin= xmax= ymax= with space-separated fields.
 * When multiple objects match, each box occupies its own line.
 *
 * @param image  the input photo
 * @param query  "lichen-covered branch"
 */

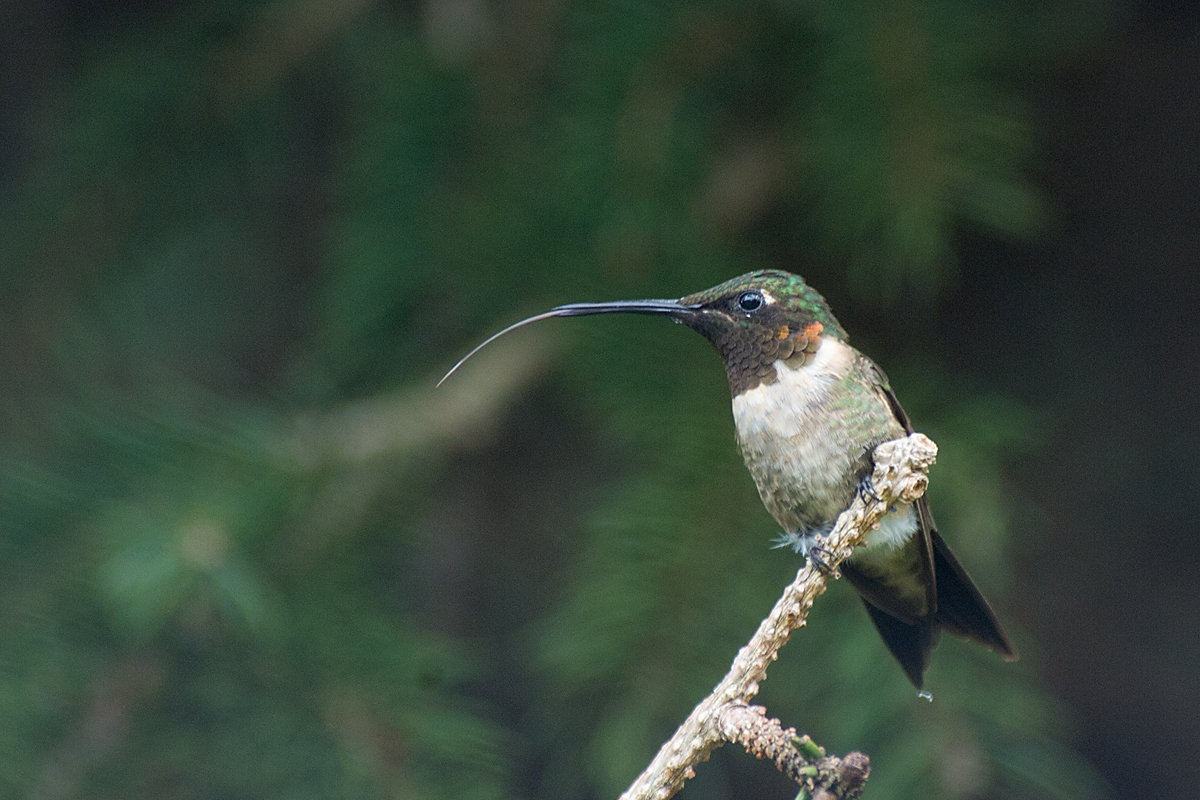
xmin=618 ymin=433 xmax=938 ymax=800
xmin=716 ymin=702 xmax=870 ymax=796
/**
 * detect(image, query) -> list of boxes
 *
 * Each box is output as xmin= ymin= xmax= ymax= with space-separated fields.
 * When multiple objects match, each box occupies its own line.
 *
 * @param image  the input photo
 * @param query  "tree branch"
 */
xmin=618 ymin=433 xmax=938 ymax=800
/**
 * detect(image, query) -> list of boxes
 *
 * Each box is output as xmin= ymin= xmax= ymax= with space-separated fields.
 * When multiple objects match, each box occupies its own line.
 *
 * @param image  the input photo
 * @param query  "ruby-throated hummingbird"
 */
xmin=441 ymin=269 xmax=1017 ymax=689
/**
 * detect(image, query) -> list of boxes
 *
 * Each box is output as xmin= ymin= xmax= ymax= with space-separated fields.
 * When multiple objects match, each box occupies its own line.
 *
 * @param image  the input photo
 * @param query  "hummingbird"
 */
xmin=441 ymin=269 xmax=1018 ymax=689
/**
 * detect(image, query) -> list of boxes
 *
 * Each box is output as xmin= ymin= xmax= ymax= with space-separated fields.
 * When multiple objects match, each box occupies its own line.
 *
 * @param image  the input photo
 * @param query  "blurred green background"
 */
xmin=2 ymin=1 xmax=1197 ymax=799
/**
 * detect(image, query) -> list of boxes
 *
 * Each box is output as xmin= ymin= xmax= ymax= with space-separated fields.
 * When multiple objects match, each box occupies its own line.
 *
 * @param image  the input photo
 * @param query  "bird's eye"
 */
xmin=736 ymin=291 xmax=763 ymax=312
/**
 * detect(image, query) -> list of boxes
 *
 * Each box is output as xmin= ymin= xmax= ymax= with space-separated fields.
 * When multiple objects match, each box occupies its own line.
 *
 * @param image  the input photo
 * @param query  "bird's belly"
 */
xmin=733 ymin=410 xmax=865 ymax=532
xmin=732 ymin=387 xmax=861 ymax=531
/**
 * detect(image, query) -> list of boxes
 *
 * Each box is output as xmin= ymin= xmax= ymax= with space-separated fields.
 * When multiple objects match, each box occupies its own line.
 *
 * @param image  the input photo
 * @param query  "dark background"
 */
xmin=0 ymin=2 xmax=1196 ymax=799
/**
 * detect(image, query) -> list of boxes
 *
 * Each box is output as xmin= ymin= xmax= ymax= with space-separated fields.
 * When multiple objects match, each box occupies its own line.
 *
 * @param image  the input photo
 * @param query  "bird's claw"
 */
xmin=858 ymin=473 xmax=882 ymax=503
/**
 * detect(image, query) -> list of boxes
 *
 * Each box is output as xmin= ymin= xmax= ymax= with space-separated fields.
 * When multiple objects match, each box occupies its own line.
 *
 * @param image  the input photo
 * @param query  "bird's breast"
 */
xmin=731 ymin=337 xmax=897 ymax=532
xmin=731 ymin=336 xmax=853 ymax=435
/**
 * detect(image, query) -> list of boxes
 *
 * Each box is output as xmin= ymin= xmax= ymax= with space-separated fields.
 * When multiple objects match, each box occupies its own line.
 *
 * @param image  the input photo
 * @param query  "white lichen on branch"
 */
xmin=618 ymin=433 xmax=937 ymax=800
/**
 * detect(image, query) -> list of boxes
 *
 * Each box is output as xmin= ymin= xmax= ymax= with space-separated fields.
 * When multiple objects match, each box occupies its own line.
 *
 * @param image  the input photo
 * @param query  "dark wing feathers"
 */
xmin=852 ymin=362 xmax=1018 ymax=687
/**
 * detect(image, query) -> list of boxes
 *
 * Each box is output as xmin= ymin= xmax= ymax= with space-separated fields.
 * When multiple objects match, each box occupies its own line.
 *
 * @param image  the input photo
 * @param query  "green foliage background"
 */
xmin=0 ymin=1 xmax=1110 ymax=798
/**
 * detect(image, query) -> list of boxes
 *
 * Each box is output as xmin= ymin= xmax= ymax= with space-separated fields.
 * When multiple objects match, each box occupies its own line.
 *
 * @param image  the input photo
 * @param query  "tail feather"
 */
xmin=859 ymin=600 xmax=937 ymax=690
xmin=929 ymin=530 xmax=1019 ymax=662
xmin=848 ymin=523 xmax=1018 ymax=689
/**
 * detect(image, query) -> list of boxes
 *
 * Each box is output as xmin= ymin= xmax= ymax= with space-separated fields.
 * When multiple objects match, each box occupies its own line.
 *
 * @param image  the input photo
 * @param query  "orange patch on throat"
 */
xmin=776 ymin=325 xmax=790 ymax=339
xmin=802 ymin=322 xmax=824 ymax=340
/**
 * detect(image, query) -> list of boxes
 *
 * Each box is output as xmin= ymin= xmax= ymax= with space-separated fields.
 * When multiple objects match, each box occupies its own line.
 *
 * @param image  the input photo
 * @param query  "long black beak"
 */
xmin=438 ymin=298 xmax=698 ymax=386
xmin=550 ymin=299 xmax=696 ymax=317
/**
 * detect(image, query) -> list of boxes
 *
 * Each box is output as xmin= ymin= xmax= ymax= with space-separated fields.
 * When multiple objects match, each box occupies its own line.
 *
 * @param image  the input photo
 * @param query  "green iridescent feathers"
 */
xmin=681 ymin=270 xmax=849 ymax=341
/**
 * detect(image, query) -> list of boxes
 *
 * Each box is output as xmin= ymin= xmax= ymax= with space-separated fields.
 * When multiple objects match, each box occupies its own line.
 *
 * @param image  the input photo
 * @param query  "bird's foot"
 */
xmin=857 ymin=473 xmax=882 ymax=503
xmin=772 ymin=525 xmax=837 ymax=575
xmin=806 ymin=542 xmax=837 ymax=575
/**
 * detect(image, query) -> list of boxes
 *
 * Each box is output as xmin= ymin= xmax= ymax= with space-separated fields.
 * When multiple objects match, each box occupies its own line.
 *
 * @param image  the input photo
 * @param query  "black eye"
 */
xmin=736 ymin=291 xmax=763 ymax=312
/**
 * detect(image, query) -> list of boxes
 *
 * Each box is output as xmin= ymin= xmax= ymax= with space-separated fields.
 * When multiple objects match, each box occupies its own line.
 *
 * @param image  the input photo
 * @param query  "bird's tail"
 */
xmin=928 ymin=528 xmax=1019 ymax=663
xmin=847 ymin=524 xmax=1018 ymax=690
